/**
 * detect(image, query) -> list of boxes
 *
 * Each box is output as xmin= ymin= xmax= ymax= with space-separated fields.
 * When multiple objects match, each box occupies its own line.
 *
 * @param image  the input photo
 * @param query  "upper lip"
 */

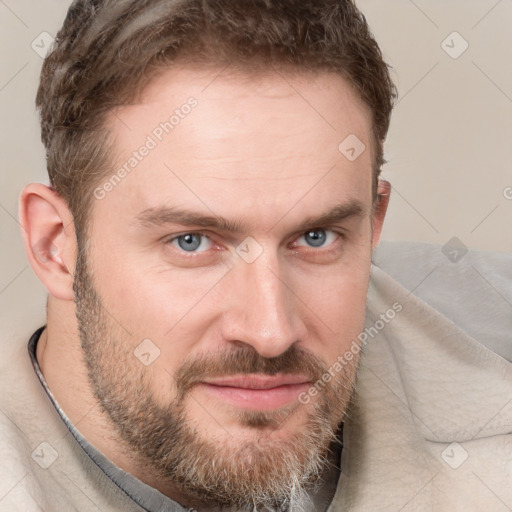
xmin=201 ymin=374 xmax=311 ymax=390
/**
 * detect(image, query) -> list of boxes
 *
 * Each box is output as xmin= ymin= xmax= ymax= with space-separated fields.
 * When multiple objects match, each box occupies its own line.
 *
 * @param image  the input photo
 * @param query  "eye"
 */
xmin=169 ymin=233 xmax=213 ymax=253
xmin=294 ymin=229 xmax=338 ymax=248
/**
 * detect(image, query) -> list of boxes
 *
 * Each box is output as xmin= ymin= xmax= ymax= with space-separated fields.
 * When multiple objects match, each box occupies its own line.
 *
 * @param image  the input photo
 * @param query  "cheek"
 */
xmin=90 ymin=241 xmax=224 ymax=330
xmin=300 ymin=271 xmax=368 ymax=329
xmin=290 ymin=254 xmax=371 ymax=362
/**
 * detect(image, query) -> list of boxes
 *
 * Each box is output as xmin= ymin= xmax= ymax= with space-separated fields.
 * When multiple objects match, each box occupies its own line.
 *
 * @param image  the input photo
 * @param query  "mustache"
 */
xmin=174 ymin=345 xmax=328 ymax=400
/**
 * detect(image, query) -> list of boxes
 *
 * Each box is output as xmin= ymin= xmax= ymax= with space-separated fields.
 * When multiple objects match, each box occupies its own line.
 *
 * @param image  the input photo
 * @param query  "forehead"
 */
xmin=96 ymin=66 xmax=374 ymax=231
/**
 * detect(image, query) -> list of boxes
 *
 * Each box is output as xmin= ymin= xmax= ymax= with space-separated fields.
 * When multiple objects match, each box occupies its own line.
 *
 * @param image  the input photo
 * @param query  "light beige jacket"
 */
xmin=334 ymin=261 xmax=512 ymax=512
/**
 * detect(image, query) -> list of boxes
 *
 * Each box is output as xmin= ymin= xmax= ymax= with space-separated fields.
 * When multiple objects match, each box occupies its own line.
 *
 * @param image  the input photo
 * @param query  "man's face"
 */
xmin=76 ymin=66 xmax=377 ymax=509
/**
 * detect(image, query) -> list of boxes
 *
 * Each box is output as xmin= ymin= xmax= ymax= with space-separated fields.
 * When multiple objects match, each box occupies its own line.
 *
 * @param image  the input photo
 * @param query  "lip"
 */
xmin=197 ymin=374 xmax=311 ymax=411
xmin=202 ymin=374 xmax=311 ymax=389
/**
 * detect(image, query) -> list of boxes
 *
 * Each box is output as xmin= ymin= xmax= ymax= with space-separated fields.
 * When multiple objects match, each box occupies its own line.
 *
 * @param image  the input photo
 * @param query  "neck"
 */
xmin=38 ymin=300 xmax=141 ymax=475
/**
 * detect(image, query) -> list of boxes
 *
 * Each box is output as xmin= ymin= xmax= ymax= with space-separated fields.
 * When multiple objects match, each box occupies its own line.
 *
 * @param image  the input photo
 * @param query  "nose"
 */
xmin=219 ymin=256 xmax=308 ymax=359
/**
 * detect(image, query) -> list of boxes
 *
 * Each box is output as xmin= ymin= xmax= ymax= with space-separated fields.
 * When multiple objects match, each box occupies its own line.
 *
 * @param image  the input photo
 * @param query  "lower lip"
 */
xmin=197 ymin=382 xmax=310 ymax=411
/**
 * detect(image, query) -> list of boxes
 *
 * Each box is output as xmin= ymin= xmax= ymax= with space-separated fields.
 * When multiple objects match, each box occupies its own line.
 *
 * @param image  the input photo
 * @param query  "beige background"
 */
xmin=1 ymin=0 xmax=511 ymax=342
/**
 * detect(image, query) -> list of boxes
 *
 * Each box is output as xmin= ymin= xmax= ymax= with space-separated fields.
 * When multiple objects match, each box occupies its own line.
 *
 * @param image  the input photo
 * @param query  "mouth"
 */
xmin=197 ymin=374 xmax=311 ymax=411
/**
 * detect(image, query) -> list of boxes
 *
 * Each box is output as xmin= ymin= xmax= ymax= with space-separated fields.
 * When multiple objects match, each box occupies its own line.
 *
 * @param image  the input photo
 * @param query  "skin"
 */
xmin=20 ymin=66 xmax=390 ymax=509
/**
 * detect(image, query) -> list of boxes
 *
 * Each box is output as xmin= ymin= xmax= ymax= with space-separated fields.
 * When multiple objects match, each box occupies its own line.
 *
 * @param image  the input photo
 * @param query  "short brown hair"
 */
xmin=37 ymin=0 xmax=396 ymax=233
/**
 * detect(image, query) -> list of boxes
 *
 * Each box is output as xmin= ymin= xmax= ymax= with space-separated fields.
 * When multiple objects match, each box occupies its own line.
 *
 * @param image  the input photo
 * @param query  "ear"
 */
xmin=371 ymin=179 xmax=391 ymax=249
xmin=19 ymin=184 xmax=77 ymax=300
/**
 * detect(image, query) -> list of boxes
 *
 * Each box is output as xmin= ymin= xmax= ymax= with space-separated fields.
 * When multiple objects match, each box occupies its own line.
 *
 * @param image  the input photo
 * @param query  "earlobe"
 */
xmin=19 ymin=184 xmax=77 ymax=300
xmin=371 ymin=179 xmax=391 ymax=249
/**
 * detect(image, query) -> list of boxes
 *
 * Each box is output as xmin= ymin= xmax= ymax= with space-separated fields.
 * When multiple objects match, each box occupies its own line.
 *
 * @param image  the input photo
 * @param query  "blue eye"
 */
xmin=296 ymin=229 xmax=337 ymax=248
xmin=170 ymin=233 xmax=212 ymax=253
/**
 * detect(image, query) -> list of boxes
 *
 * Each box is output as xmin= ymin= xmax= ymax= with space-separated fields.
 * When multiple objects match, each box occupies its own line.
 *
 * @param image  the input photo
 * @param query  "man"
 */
xmin=2 ymin=1 xmax=511 ymax=511
xmin=5 ymin=1 xmax=394 ymax=509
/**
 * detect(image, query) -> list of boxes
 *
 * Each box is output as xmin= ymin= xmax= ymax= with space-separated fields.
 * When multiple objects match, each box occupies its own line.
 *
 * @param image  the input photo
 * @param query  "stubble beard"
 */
xmin=73 ymin=246 xmax=358 ymax=511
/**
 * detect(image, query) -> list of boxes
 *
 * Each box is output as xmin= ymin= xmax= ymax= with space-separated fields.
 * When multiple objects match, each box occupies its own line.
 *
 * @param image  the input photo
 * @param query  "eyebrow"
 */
xmin=291 ymin=201 xmax=366 ymax=233
xmin=135 ymin=200 xmax=366 ymax=234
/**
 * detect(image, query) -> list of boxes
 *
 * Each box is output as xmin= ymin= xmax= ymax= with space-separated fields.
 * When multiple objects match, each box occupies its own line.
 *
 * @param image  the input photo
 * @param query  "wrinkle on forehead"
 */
xmin=98 ymin=66 xmax=374 ymax=228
